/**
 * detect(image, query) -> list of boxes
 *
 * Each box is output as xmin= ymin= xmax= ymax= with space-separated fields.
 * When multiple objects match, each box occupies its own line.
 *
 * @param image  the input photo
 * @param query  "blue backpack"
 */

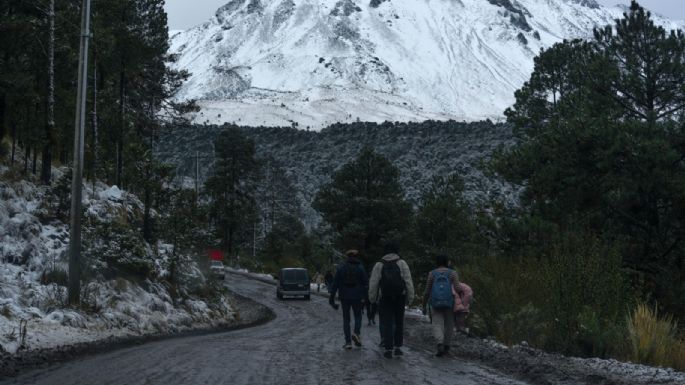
xmin=430 ymin=270 xmax=454 ymax=309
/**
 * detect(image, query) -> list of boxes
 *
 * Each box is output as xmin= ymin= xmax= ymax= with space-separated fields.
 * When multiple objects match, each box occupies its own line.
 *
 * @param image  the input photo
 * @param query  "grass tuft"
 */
xmin=627 ymin=302 xmax=683 ymax=369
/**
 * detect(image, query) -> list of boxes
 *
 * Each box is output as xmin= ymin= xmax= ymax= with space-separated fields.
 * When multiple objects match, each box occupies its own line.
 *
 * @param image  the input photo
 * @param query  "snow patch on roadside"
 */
xmin=0 ymin=167 xmax=234 ymax=354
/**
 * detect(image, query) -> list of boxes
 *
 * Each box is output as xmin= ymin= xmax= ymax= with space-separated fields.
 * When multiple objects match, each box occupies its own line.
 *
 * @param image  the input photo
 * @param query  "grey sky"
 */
xmin=164 ymin=0 xmax=685 ymax=30
xmin=596 ymin=1 xmax=685 ymax=20
xmin=165 ymin=0 xmax=227 ymax=30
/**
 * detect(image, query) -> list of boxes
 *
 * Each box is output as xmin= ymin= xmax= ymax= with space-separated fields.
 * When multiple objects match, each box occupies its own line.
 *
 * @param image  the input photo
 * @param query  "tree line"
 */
xmin=0 ymin=0 xmax=195 ymax=242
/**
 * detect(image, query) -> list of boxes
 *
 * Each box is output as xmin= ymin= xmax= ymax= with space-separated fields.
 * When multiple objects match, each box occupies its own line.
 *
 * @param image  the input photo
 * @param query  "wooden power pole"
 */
xmin=68 ymin=0 xmax=92 ymax=305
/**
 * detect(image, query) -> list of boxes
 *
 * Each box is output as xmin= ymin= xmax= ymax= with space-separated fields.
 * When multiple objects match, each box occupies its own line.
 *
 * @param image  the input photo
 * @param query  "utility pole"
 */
xmin=68 ymin=0 xmax=92 ymax=305
xmin=195 ymin=150 xmax=199 ymax=199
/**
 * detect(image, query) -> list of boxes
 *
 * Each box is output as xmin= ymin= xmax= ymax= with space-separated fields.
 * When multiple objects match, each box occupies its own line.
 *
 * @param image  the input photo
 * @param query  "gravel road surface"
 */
xmin=0 ymin=273 xmax=527 ymax=385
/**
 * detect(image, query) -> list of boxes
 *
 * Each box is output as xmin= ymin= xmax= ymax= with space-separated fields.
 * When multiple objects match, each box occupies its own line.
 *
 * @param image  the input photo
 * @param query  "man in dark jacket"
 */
xmin=324 ymin=270 xmax=334 ymax=293
xmin=329 ymin=250 xmax=369 ymax=349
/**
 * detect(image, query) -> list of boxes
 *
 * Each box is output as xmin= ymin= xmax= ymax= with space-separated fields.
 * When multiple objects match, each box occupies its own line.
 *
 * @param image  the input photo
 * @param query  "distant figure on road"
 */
xmin=329 ymin=249 xmax=369 ymax=349
xmin=324 ymin=270 xmax=334 ymax=293
xmin=422 ymin=255 xmax=459 ymax=357
xmin=368 ymin=241 xmax=415 ymax=359
xmin=313 ymin=272 xmax=324 ymax=292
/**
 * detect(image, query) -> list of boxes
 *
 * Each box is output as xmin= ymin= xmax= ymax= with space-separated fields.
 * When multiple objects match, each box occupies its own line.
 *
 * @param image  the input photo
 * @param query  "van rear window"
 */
xmin=282 ymin=270 xmax=307 ymax=282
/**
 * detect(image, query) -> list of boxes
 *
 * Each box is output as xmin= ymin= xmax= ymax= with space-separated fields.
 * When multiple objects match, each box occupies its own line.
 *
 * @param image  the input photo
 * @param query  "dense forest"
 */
xmin=0 ymin=0 xmax=195 ymax=243
xmin=157 ymin=119 xmax=516 ymax=225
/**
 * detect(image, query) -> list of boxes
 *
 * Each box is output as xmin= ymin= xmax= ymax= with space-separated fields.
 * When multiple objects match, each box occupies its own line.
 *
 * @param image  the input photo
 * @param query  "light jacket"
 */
xmin=453 ymin=282 xmax=473 ymax=313
xmin=368 ymin=253 xmax=415 ymax=304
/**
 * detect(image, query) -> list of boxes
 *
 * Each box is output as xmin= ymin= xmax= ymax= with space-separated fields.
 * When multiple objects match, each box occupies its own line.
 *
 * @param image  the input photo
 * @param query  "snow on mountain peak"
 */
xmin=169 ymin=0 xmax=684 ymax=130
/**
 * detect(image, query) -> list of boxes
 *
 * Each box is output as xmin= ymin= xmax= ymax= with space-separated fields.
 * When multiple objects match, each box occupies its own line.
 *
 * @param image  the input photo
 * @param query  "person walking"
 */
xmin=453 ymin=282 xmax=473 ymax=334
xmin=422 ymin=255 xmax=459 ymax=357
xmin=329 ymin=250 xmax=369 ymax=349
xmin=314 ymin=272 xmax=324 ymax=293
xmin=368 ymin=241 xmax=415 ymax=359
xmin=324 ymin=270 xmax=334 ymax=293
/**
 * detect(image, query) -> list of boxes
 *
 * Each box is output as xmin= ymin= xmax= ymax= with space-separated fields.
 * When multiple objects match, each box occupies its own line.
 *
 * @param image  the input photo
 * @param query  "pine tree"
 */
xmin=313 ymin=146 xmax=412 ymax=258
xmin=414 ymin=174 xmax=475 ymax=258
xmin=594 ymin=1 xmax=685 ymax=125
xmin=205 ymin=127 xmax=261 ymax=257
xmin=494 ymin=1 xmax=685 ymax=315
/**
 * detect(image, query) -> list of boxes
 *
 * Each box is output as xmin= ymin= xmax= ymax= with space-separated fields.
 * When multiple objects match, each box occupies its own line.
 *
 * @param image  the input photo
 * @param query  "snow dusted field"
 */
xmin=0 ymin=165 xmax=234 ymax=355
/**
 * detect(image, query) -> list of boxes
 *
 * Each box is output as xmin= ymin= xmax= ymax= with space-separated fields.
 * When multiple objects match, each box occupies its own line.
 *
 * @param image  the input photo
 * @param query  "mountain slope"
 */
xmin=169 ymin=0 xmax=684 ymax=129
xmin=157 ymin=121 xmax=517 ymax=228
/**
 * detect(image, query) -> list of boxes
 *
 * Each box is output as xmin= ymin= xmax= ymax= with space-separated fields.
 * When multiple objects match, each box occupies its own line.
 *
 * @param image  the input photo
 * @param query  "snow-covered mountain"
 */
xmin=169 ymin=0 xmax=684 ymax=129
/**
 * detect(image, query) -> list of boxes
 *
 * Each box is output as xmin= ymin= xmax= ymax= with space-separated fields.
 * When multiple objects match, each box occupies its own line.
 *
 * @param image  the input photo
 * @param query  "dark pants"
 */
xmin=379 ymin=296 xmax=405 ymax=350
xmin=365 ymin=302 xmax=376 ymax=323
xmin=341 ymin=299 xmax=363 ymax=343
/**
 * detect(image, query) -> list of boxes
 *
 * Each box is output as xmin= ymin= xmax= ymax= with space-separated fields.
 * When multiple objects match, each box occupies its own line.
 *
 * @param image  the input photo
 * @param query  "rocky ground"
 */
xmin=405 ymin=314 xmax=685 ymax=385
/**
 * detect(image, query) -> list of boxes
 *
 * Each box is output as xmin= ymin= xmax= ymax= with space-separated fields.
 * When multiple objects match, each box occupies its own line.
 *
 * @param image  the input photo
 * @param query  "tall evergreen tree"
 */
xmin=494 ymin=1 xmax=685 ymax=315
xmin=205 ymin=127 xmax=261 ymax=257
xmin=414 ymin=174 xmax=476 ymax=258
xmin=594 ymin=1 xmax=685 ymax=125
xmin=313 ymin=146 xmax=411 ymax=259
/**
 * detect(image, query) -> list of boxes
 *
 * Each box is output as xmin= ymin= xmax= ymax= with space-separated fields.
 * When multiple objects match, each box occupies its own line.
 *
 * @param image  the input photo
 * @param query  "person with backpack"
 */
xmin=368 ymin=241 xmax=415 ymax=359
xmin=422 ymin=255 xmax=459 ymax=357
xmin=329 ymin=249 xmax=369 ymax=349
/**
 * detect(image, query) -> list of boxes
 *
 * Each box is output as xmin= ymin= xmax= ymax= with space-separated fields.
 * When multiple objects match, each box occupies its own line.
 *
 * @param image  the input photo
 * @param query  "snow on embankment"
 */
xmin=0 ymin=164 xmax=234 ymax=355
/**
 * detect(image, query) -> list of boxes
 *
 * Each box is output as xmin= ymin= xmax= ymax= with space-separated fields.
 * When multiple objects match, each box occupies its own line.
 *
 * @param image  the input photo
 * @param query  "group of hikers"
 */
xmin=326 ymin=241 xmax=472 ymax=358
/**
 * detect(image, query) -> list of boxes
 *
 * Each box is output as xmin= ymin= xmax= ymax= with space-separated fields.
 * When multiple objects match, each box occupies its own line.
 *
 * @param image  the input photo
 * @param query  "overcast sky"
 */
xmin=164 ymin=0 xmax=685 ymax=30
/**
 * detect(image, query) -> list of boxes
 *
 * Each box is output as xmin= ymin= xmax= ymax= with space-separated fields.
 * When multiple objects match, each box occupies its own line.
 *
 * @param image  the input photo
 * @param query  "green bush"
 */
xmin=541 ymin=231 xmax=629 ymax=355
xmin=460 ymin=229 xmax=630 ymax=357
xmin=83 ymin=221 xmax=153 ymax=280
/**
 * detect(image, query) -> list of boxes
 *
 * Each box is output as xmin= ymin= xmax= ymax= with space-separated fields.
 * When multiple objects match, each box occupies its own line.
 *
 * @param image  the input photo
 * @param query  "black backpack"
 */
xmin=343 ymin=263 xmax=361 ymax=287
xmin=380 ymin=259 xmax=405 ymax=298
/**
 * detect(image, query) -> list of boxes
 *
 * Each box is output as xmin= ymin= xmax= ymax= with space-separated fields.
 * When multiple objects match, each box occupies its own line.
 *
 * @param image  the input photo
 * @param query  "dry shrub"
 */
xmin=627 ymin=303 xmax=683 ymax=370
xmin=673 ymin=340 xmax=685 ymax=372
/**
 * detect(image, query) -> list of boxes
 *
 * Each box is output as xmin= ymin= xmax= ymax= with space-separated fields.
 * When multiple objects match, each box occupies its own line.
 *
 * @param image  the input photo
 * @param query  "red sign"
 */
xmin=208 ymin=249 xmax=224 ymax=261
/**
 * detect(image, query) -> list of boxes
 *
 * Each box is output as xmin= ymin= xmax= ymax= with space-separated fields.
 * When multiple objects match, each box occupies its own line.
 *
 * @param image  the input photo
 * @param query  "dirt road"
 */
xmin=0 ymin=273 xmax=526 ymax=385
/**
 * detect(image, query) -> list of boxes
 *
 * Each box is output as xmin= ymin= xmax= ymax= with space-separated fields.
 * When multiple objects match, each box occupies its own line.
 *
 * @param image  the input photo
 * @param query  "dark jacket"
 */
xmin=330 ymin=256 xmax=369 ymax=301
xmin=324 ymin=271 xmax=334 ymax=286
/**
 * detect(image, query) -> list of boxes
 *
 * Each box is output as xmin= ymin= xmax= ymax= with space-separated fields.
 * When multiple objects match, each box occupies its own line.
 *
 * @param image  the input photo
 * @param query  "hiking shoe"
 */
xmin=436 ymin=343 xmax=444 ymax=357
xmin=383 ymin=350 xmax=393 ymax=359
xmin=394 ymin=348 xmax=403 ymax=356
xmin=352 ymin=333 xmax=362 ymax=347
xmin=343 ymin=343 xmax=352 ymax=350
